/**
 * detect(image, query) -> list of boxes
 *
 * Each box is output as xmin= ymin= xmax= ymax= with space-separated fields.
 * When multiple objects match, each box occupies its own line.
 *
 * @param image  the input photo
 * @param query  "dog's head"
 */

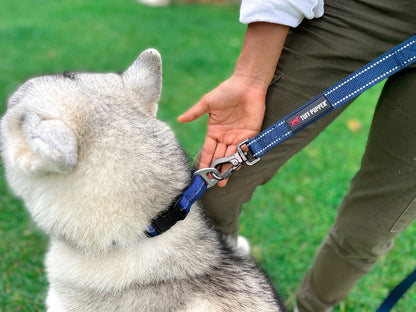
xmin=0 ymin=50 xmax=191 ymax=252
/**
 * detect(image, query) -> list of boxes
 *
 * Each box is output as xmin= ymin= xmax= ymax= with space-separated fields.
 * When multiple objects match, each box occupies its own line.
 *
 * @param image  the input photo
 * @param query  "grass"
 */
xmin=0 ymin=0 xmax=415 ymax=311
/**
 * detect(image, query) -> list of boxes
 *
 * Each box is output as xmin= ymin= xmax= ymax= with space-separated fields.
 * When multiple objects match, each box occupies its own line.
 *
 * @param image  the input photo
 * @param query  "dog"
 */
xmin=0 ymin=49 xmax=284 ymax=312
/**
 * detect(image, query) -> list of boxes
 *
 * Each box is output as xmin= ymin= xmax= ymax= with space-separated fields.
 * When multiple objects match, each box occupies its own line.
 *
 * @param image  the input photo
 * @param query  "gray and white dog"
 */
xmin=0 ymin=49 xmax=284 ymax=312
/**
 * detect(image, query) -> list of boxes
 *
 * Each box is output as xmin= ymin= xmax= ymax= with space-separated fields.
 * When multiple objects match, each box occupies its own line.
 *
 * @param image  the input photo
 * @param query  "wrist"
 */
xmin=233 ymin=22 xmax=289 ymax=92
xmin=231 ymin=69 xmax=272 ymax=92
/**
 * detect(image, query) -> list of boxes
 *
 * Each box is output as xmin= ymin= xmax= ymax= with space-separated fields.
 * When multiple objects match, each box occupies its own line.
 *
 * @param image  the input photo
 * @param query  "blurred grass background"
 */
xmin=0 ymin=0 xmax=415 ymax=311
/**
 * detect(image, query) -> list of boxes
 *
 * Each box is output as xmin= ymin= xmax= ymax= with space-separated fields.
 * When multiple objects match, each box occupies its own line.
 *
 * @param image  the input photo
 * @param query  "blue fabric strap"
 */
xmin=146 ymin=175 xmax=207 ymax=237
xmin=178 ymin=175 xmax=207 ymax=213
xmin=247 ymin=35 xmax=416 ymax=159
xmin=376 ymin=268 xmax=416 ymax=312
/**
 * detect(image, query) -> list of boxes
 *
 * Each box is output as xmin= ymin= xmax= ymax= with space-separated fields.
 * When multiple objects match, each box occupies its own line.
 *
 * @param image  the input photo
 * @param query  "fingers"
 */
xmin=199 ymin=137 xmax=237 ymax=187
xmin=211 ymin=142 xmax=229 ymax=187
xmin=177 ymin=98 xmax=208 ymax=123
xmin=199 ymin=136 xmax=217 ymax=169
xmin=212 ymin=142 xmax=227 ymax=167
xmin=216 ymin=145 xmax=237 ymax=187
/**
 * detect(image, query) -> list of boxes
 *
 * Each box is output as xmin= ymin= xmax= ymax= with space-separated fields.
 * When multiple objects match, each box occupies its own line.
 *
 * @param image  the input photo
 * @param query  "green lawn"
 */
xmin=1 ymin=1 xmax=415 ymax=311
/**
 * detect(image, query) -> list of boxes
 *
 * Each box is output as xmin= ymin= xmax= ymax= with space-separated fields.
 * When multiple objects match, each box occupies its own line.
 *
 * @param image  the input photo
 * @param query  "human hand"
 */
xmin=178 ymin=74 xmax=267 ymax=186
xmin=178 ymin=22 xmax=288 ymax=186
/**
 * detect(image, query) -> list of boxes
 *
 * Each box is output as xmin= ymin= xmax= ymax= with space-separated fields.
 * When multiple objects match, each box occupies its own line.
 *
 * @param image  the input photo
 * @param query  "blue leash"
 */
xmin=146 ymin=174 xmax=207 ymax=237
xmin=148 ymin=34 xmax=416 ymax=236
xmin=376 ymin=267 xmax=416 ymax=312
xmin=245 ymin=35 xmax=416 ymax=160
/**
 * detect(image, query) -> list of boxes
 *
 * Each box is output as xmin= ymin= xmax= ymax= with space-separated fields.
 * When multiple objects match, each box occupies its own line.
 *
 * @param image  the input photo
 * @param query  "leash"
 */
xmin=146 ymin=34 xmax=416 ymax=237
xmin=210 ymin=34 xmax=416 ymax=177
xmin=376 ymin=267 xmax=416 ymax=312
xmin=146 ymin=174 xmax=208 ymax=237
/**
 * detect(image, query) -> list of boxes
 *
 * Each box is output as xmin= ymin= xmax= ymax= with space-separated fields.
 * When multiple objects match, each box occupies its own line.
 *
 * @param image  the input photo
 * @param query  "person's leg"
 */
xmin=296 ymin=66 xmax=416 ymax=311
xmin=199 ymin=0 xmax=415 ymax=238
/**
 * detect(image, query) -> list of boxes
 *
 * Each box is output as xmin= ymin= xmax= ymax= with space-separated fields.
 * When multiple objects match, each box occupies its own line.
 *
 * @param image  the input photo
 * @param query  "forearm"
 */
xmin=233 ymin=22 xmax=289 ymax=92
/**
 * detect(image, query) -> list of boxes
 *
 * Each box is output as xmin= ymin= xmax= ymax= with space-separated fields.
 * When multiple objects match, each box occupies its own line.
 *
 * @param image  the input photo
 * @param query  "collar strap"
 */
xmin=145 ymin=175 xmax=207 ymax=237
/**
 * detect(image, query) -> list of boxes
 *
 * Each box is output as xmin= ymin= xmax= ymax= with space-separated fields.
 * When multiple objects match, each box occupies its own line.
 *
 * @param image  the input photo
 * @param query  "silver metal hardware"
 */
xmin=208 ymin=139 xmax=261 ymax=181
xmin=237 ymin=139 xmax=261 ymax=166
xmin=193 ymin=168 xmax=221 ymax=188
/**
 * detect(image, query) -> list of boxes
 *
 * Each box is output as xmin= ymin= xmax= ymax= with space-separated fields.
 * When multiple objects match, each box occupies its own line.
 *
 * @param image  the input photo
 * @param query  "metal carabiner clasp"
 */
xmin=209 ymin=139 xmax=261 ymax=181
xmin=195 ymin=139 xmax=261 ymax=186
xmin=210 ymin=152 xmax=245 ymax=180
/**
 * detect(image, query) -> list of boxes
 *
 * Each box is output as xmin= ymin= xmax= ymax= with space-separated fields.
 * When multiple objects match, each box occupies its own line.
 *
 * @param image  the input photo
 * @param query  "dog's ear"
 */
xmin=19 ymin=112 xmax=78 ymax=175
xmin=122 ymin=49 xmax=162 ymax=117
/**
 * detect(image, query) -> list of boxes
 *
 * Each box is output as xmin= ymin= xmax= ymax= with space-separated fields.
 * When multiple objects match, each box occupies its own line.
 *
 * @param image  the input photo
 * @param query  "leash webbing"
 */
xmin=146 ymin=175 xmax=207 ymax=237
xmin=246 ymin=35 xmax=416 ymax=159
xmin=376 ymin=267 xmax=416 ymax=312
xmin=147 ymin=35 xmax=416 ymax=238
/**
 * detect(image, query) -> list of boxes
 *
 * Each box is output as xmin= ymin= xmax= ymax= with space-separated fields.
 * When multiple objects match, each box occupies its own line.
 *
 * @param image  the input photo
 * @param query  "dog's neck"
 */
xmin=46 ymin=205 xmax=221 ymax=293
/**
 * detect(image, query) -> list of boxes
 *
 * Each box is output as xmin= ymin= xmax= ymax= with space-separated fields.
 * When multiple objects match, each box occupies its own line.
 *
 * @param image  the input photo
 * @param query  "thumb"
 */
xmin=177 ymin=99 xmax=208 ymax=123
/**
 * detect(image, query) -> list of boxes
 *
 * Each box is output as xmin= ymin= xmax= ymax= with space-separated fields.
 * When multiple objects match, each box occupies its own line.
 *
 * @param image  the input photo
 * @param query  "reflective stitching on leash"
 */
xmin=246 ymin=120 xmax=286 ymax=148
xmin=404 ymin=55 xmax=416 ymax=65
xmin=326 ymin=39 xmax=416 ymax=97
xmin=331 ymin=55 xmax=416 ymax=107
xmin=331 ymin=66 xmax=399 ymax=107
xmin=252 ymin=131 xmax=291 ymax=157
xmin=248 ymin=38 xmax=416 ymax=158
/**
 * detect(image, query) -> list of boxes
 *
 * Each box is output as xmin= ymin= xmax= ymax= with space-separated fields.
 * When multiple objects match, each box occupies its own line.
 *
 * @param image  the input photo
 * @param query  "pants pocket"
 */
xmin=269 ymin=69 xmax=283 ymax=86
xmin=390 ymin=196 xmax=416 ymax=233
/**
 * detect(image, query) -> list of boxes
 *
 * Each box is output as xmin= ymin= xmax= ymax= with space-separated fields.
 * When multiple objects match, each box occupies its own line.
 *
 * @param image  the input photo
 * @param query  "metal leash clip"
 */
xmin=209 ymin=139 xmax=261 ymax=181
xmin=194 ymin=139 xmax=261 ymax=187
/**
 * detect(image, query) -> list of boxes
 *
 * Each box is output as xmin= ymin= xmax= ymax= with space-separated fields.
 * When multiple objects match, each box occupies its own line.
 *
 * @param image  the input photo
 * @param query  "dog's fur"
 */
xmin=0 ymin=50 xmax=284 ymax=312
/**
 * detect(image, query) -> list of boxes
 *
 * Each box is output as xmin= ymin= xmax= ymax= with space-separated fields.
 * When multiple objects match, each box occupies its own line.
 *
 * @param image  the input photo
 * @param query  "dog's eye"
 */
xmin=63 ymin=71 xmax=76 ymax=79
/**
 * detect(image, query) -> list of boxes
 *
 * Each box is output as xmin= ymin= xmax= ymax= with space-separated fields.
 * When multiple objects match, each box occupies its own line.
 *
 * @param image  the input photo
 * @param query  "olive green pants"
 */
xmin=197 ymin=0 xmax=416 ymax=311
